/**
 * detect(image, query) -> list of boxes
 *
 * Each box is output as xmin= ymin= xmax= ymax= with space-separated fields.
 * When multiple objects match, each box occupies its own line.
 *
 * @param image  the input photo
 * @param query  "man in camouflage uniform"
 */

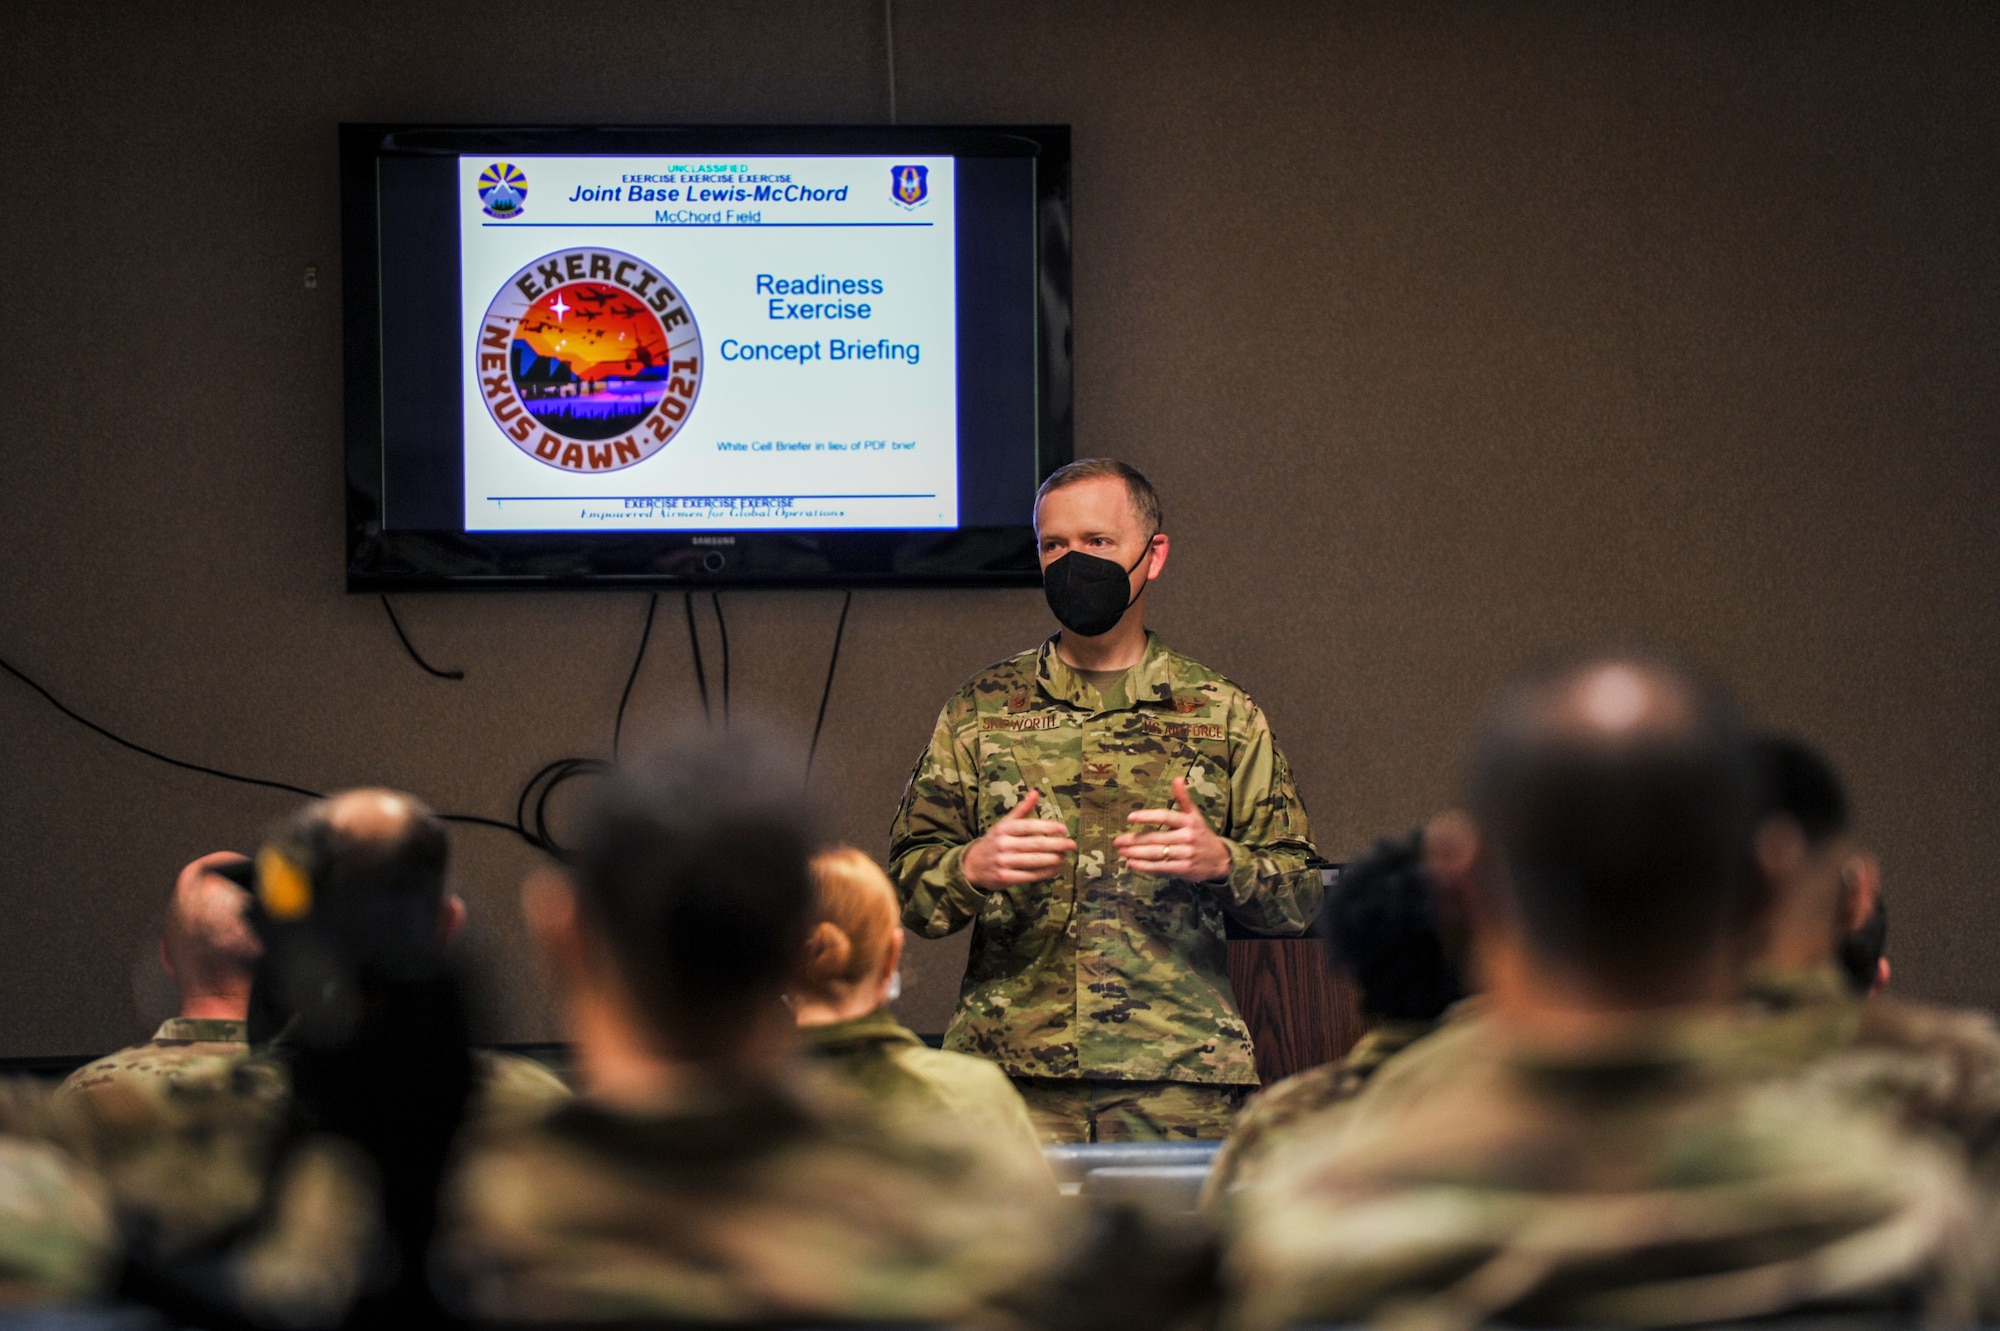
xmin=1224 ymin=657 xmax=1986 ymax=1330
xmin=1204 ymin=827 xmax=1464 ymax=1202
xmin=1744 ymin=737 xmax=2000 ymax=1191
xmin=891 ymin=458 xmax=1320 ymax=1142
xmin=52 ymin=795 xmax=567 ymax=1267
xmin=444 ymin=734 xmax=1064 ymax=1325
xmin=58 ymin=850 xmax=264 ymax=1108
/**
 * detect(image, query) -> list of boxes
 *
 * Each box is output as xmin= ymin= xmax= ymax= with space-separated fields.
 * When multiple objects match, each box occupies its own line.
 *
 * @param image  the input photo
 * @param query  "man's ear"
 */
xmin=439 ymin=894 xmax=467 ymax=944
xmin=1145 ymin=532 xmax=1170 ymax=582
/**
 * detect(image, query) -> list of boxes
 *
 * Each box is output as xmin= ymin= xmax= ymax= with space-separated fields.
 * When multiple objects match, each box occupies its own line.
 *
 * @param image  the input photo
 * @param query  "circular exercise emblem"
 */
xmin=477 ymin=163 xmax=528 ymax=219
xmin=477 ymin=248 xmax=703 ymax=473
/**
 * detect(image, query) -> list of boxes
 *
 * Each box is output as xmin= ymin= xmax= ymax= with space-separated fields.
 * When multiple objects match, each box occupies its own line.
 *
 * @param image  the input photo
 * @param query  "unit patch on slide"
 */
xmin=477 ymin=248 xmax=704 ymax=473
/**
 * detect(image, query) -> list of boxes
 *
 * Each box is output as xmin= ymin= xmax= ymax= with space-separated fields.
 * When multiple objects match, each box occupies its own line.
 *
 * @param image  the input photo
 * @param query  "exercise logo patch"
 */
xmin=477 ymin=162 xmax=529 ymax=220
xmin=891 ymin=164 xmax=929 ymax=209
xmin=477 ymin=248 xmax=703 ymax=473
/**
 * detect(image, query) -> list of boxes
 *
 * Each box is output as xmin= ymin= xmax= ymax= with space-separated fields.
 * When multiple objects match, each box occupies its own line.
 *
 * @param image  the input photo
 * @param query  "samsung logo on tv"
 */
xmin=690 ymin=536 xmax=736 ymax=546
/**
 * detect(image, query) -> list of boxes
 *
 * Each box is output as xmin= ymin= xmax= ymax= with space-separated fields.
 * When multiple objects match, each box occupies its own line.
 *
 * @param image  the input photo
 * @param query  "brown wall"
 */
xmin=0 ymin=2 xmax=1993 ymax=1055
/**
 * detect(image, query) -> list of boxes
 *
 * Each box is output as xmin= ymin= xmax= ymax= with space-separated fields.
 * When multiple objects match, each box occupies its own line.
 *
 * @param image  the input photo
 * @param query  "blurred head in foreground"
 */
xmin=446 ymin=735 xmax=1063 ymax=1327
xmin=250 ymin=788 xmax=466 ymax=1044
xmin=1324 ymin=828 xmax=1465 ymax=1024
xmin=162 ymin=851 xmax=261 ymax=1020
xmin=1428 ymin=654 xmax=1763 ymax=1017
xmin=1750 ymin=734 xmax=1884 ymax=992
xmin=524 ymin=730 xmax=816 ymax=1094
xmin=790 ymin=846 xmax=904 ymax=1026
xmin=261 ymin=789 xmax=462 ymax=952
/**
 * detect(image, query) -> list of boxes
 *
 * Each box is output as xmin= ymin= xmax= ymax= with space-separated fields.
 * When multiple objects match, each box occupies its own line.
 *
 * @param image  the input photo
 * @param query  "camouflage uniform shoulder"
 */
xmin=1153 ymin=644 xmax=1256 ymax=699
xmin=442 ymin=1066 xmax=1066 ymax=1324
xmin=1230 ymin=1062 xmax=1356 ymax=1152
xmin=52 ymin=1046 xmax=289 ymax=1262
xmin=1226 ymin=1013 xmax=1986 ymax=1331
xmin=471 ymin=1050 xmax=572 ymax=1131
xmin=1241 ymin=1021 xmax=1434 ymax=1138
xmin=1327 ymin=1001 xmax=1495 ymax=1125
xmin=1811 ymin=993 xmax=2000 ymax=1164
xmin=889 ymin=1039 xmax=1025 ymax=1108
xmin=1857 ymin=992 xmax=2000 ymax=1061
xmin=0 ymin=1134 xmax=116 ymax=1303
xmin=882 ymin=1041 xmax=1053 ymax=1184
xmin=804 ymin=1013 xmax=1045 ymax=1179
xmin=1202 ymin=1061 xmax=1354 ymax=1209
xmin=1204 ymin=1022 xmax=1436 ymax=1205
xmin=945 ymin=645 xmax=1046 ymax=711
xmin=54 ymin=1031 xmax=254 ymax=1107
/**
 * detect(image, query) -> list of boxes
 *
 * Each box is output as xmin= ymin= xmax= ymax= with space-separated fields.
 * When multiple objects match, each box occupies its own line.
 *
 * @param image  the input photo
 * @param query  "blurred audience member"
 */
xmin=792 ymin=845 xmax=1049 ymax=1183
xmin=57 ymin=852 xmax=265 ymax=1106
xmin=51 ymin=794 xmax=567 ymax=1272
xmin=220 ymin=787 xmax=484 ymax=1325
xmin=1226 ymin=656 xmax=1982 ymax=1330
xmin=47 ymin=852 xmax=287 ymax=1267
xmin=441 ymin=733 xmax=1061 ymax=1325
xmin=1749 ymin=737 xmax=2000 ymax=1179
xmin=1747 ymin=735 xmax=1883 ymax=1003
xmin=1204 ymin=827 xmax=1465 ymax=1202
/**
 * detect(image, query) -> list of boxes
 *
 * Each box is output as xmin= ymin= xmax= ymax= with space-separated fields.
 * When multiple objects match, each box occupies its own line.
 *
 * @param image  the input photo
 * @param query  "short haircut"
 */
xmin=1754 ymin=734 xmax=1851 ymax=847
xmin=1325 ymin=829 xmax=1465 ymax=1023
xmin=164 ymin=859 xmax=261 ymax=998
xmin=1035 ymin=457 xmax=1163 ymax=535
xmin=795 ymin=846 xmax=900 ymax=1006
xmin=570 ymin=731 xmax=817 ymax=1057
xmin=1468 ymin=655 xmax=1761 ymax=1002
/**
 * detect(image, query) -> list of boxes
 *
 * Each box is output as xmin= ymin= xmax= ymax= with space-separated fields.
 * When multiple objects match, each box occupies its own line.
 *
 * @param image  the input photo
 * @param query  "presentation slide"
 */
xmin=457 ymin=155 xmax=959 ymax=532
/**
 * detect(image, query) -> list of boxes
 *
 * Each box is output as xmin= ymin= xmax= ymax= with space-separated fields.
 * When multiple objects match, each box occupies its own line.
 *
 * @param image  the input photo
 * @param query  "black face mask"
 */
xmin=1042 ymin=543 xmax=1151 ymax=638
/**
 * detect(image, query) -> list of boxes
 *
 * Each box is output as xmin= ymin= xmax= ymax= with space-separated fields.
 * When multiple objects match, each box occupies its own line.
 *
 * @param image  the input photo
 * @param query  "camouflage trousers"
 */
xmin=1013 ymin=1077 xmax=1250 ymax=1143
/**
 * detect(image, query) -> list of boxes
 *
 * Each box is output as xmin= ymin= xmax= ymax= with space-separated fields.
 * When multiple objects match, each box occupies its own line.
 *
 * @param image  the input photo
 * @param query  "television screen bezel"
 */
xmin=341 ymin=123 xmax=1071 ymax=591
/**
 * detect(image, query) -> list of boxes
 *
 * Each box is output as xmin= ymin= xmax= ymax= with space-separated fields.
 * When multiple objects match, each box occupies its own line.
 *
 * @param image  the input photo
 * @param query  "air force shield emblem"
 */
xmin=891 ymin=164 xmax=929 ymax=209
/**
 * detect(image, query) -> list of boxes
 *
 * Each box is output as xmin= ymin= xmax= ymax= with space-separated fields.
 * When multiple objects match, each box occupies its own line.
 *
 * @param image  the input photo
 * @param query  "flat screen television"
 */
xmin=341 ymin=124 xmax=1071 ymax=589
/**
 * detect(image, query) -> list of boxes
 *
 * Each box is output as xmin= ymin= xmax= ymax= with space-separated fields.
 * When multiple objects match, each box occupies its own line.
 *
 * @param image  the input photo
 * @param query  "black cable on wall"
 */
xmin=1 ymin=588 xmax=861 ymax=856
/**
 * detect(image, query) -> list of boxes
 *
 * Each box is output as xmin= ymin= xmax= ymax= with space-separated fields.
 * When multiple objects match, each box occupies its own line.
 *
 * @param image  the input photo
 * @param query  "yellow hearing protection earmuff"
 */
xmin=255 ymin=845 xmax=314 ymax=921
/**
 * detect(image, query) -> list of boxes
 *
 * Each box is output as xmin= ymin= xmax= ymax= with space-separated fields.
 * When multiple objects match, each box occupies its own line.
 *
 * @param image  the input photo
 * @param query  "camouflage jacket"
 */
xmin=47 ymin=1024 xmax=568 ymax=1261
xmin=440 ymin=1065 xmax=1066 ymax=1325
xmin=800 ymin=1009 xmax=1052 ymax=1183
xmin=1224 ymin=1009 xmax=1985 ymax=1331
xmin=1747 ymin=965 xmax=2000 ymax=1176
xmin=1202 ymin=1018 xmax=1433 ymax=1204
xmin=55 ymin=1018 xmax=259 ymax=1109
xmin=890 ymin=634 xmax=1320 ymax=1084
xmin=0 ymin=1131 xmax=117 ymax=1307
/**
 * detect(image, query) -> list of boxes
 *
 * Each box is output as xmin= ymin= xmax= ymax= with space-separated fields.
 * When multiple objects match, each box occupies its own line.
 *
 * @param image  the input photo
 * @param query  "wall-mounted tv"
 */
xmin=342 ymin=124 xmax=1071 ymax=589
